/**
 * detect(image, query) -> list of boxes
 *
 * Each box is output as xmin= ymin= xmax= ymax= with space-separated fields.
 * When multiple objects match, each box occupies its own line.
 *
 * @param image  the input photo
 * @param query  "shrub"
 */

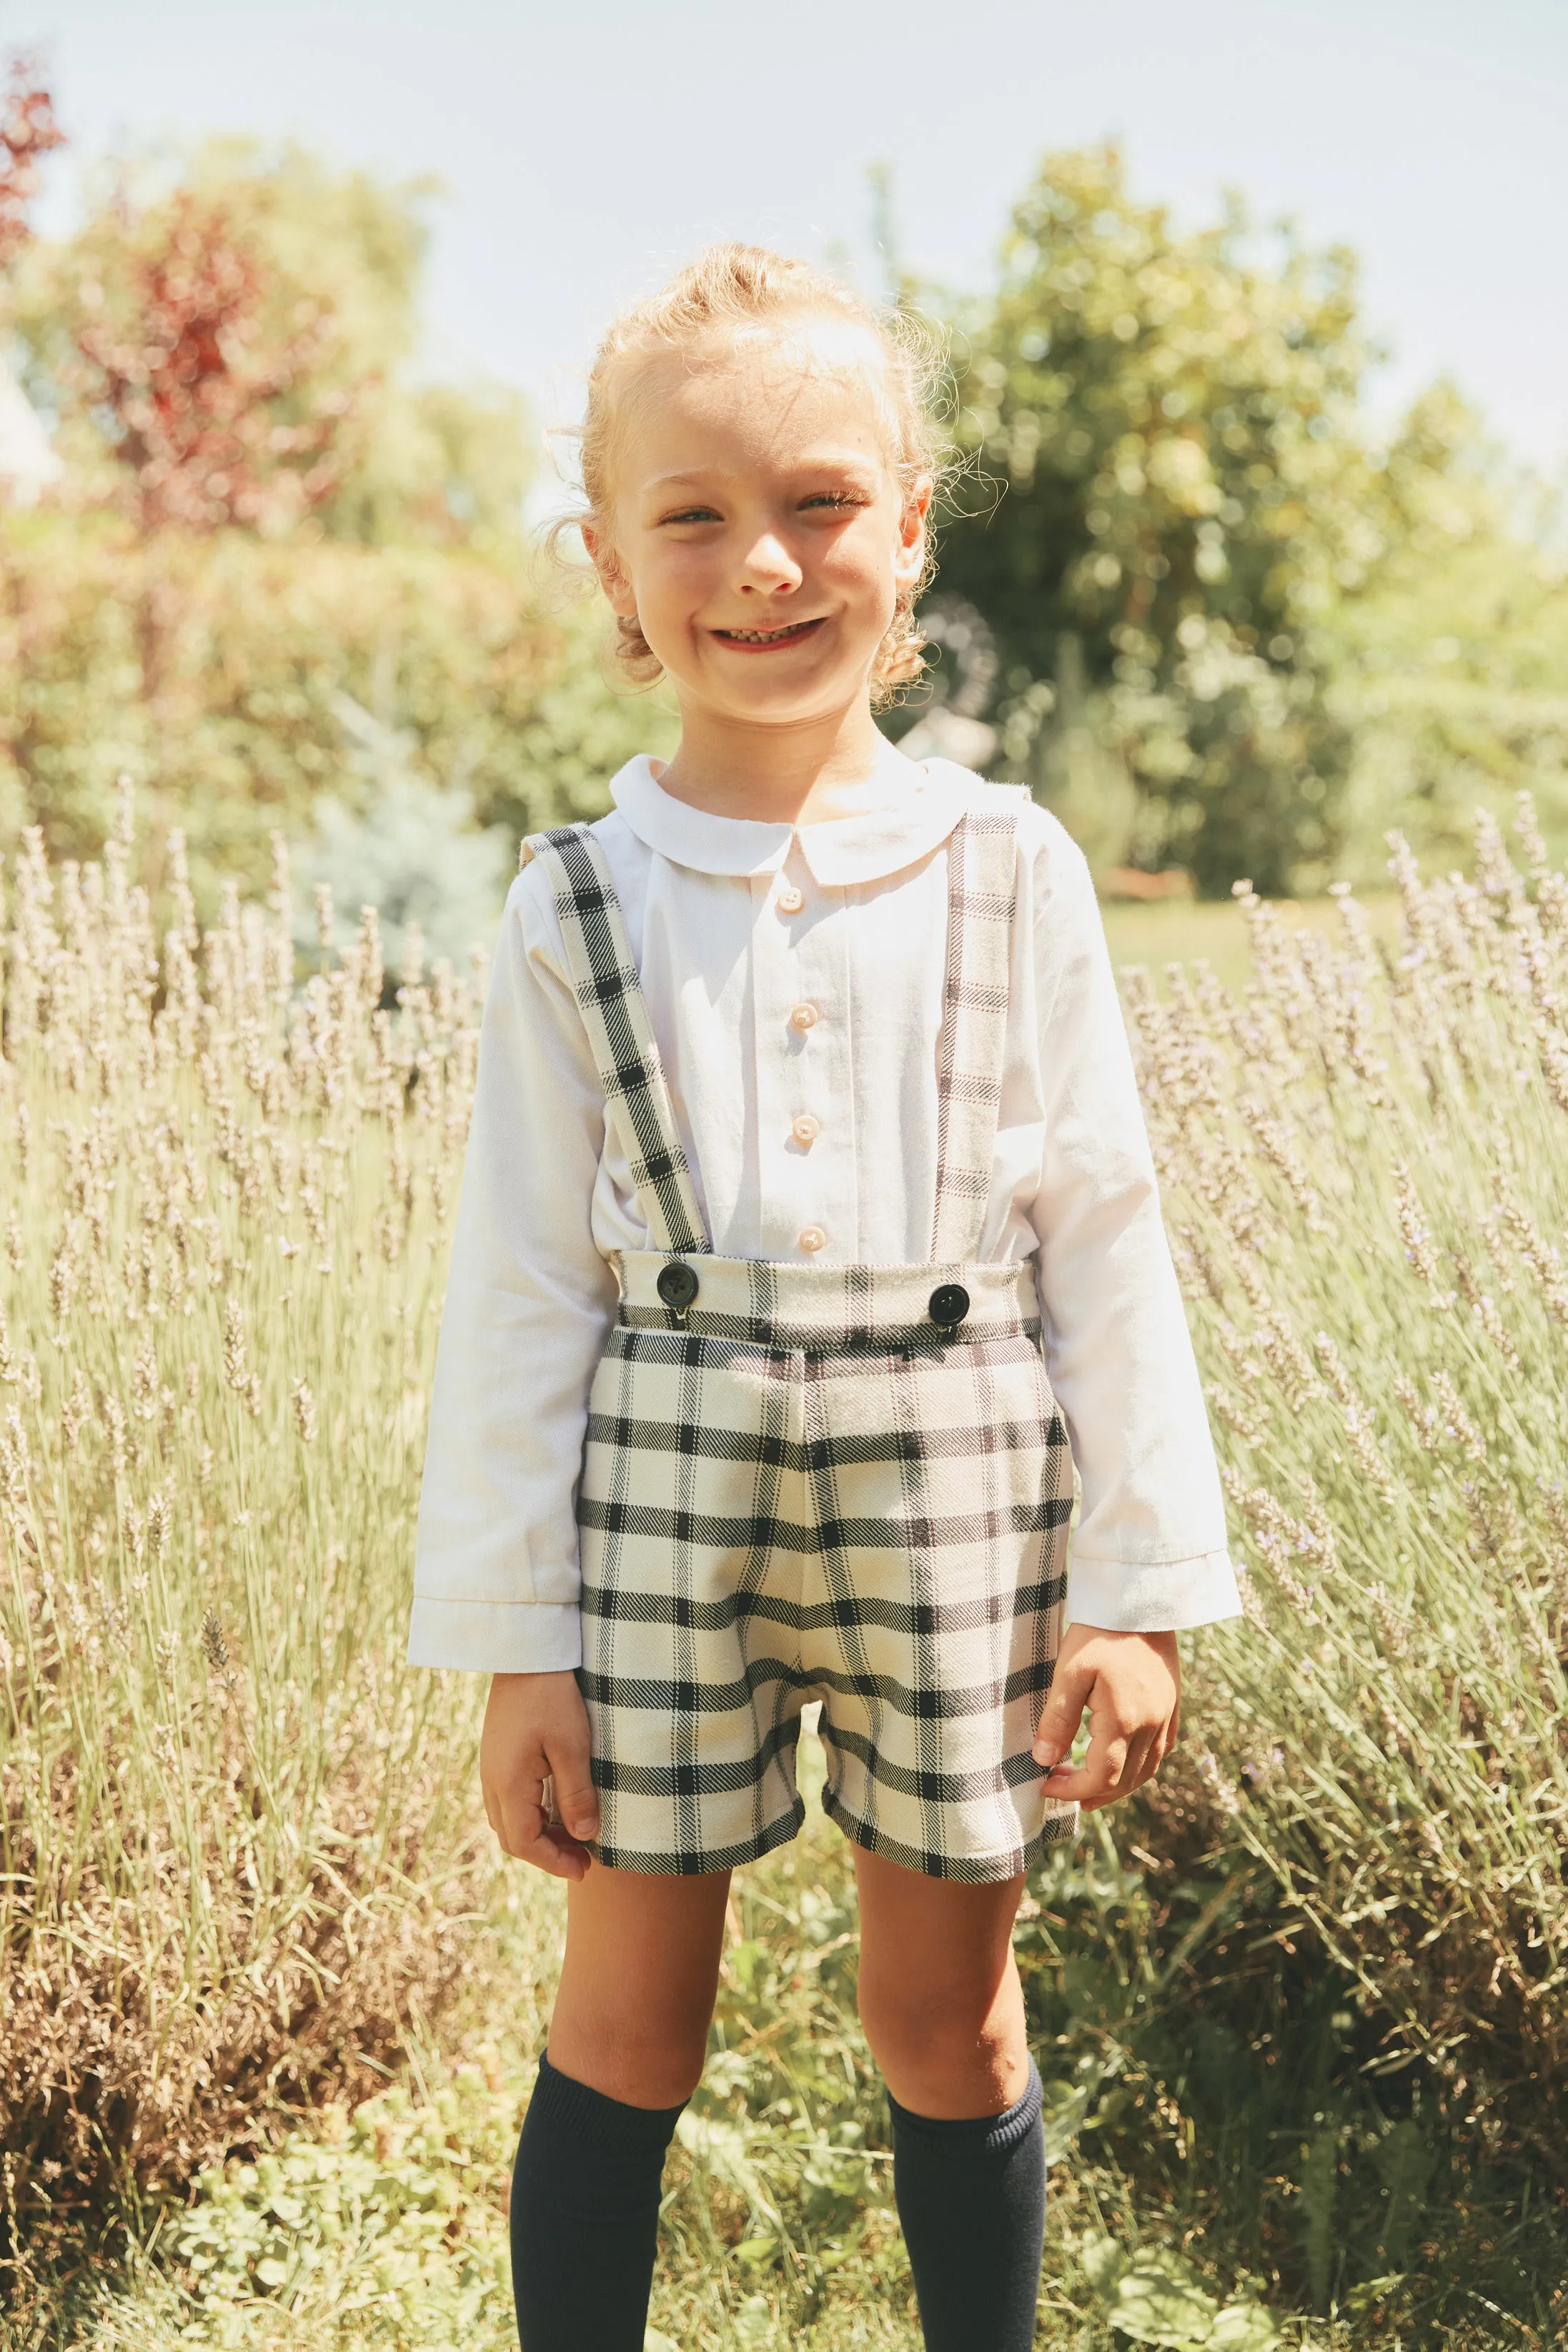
xmin=0 ymin=513 xmax=677 ymax=914
xmin=0 ymin=792 xmax=489 ymax=2218
xmin=1127 ymin=796 xmax=1568 ymax=2166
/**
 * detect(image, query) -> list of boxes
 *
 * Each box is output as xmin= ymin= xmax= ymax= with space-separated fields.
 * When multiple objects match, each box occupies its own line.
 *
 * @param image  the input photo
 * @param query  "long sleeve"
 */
xmin=1026 ymin=829 xmax=1241 ymax=1633
xmin=407 ymin=870 xmax=619 ymax=1672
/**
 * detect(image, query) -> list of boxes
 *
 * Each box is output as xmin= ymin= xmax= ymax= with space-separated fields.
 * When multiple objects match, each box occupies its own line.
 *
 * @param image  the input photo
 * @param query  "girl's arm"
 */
xmin=1024 ymin=818 xmax=1241 ymax=1635
xmin=408 ymin=865 xmax=620 ymax=1675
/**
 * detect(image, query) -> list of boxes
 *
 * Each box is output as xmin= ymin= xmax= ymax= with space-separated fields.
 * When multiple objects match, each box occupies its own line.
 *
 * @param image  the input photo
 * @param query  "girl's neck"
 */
xmin=655 ymin=699 xmax=905 ymax=827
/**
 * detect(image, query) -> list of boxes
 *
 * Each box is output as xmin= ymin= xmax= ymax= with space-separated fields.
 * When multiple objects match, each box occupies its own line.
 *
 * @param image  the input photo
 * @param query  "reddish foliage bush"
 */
xmin=0 ymin=50 xmax=63 ymax=273
xmin=73 ymin=189 xmax=357 ymax=534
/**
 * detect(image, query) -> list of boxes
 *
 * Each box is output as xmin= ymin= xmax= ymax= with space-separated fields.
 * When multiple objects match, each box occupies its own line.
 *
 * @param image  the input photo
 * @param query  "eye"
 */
xmin=659 ymin=504 xmax=721 ymax=526
xmin=800 ymin=491 xmax=866 ymax=512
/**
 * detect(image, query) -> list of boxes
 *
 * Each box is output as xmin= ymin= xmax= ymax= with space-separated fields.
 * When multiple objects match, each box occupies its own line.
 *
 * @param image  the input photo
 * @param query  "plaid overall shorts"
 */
xmin=527 ymin=811 xmax=1076 ymax=1881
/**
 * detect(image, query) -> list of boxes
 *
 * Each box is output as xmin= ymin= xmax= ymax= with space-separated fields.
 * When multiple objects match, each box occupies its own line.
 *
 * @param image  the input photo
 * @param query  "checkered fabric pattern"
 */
xmin=932 ymin=812 xmax=1019 ymax=1263
xmin=523 ymin=825 xmax=708 ymax=1257
xmin=533 ymin=811 xmax=1078 ymax=1880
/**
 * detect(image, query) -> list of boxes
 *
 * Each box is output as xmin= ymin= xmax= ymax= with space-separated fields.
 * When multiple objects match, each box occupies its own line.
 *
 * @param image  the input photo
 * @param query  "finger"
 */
xmin=1118 ymin=1727 xmax=1161 ymax=1793
xmin=488 ymin=1749 xmax=553 ymax=1852
xmin=543 ymin=1730 xmax=601 ymax=1845
xmin=493 ymin=1774 xmax=593 ymax=1876
xmin=512 ymin=1821 xmax=594 ymax=1882
xmin=1136 ymin=1707 xmax=1179 ymax=1783
xmin=1031 ymin=1659 xmax=1098 ymax=1767
xmin=1045 ymin=1727 xmax=1129 ymax=1808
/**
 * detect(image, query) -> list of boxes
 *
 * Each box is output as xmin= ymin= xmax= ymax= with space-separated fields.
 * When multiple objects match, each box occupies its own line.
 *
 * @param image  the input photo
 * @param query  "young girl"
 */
xmin=410 ymin=246 xmax=1240 ymax=2352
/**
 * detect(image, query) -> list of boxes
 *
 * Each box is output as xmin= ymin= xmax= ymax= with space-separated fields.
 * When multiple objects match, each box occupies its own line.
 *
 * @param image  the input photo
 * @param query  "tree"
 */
xmin=932 ymin=145 xmax=1411 ymax=895
xmin=13 ymin=142 xmax=535 ymax=547
xmin=71 ymin=185 xmax=352 ymax=535
xmin=0 ymin=146 xmax=663 ymax=899
xmin=0 ymin=46 xmax=62 ymax=273
xmin=1317 ymin=383 xmax=1568 ymax=880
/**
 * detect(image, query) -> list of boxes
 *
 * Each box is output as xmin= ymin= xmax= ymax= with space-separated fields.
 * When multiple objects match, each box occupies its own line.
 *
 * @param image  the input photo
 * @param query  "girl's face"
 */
xmin=585 ymin=321 xmax=931 ymax=732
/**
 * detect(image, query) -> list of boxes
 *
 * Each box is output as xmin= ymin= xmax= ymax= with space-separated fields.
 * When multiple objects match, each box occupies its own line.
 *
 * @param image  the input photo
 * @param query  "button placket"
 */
xmin=753 ymin=851 xmax=848 ymax=1259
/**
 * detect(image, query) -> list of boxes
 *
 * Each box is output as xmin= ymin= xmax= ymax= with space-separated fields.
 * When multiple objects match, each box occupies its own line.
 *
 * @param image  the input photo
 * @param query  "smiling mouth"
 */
xmin=712 ymin=617 xmax=826 ymax=649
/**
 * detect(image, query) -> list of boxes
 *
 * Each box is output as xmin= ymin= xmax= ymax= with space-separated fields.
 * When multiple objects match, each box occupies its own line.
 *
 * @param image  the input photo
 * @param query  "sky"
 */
xmin=12 ymin=0 xmax=1568 ymax=485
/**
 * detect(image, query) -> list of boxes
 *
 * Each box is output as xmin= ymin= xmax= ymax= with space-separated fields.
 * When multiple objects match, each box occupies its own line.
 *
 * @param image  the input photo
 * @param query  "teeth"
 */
xmin=723 ymin=621 xmax=813 ymax=643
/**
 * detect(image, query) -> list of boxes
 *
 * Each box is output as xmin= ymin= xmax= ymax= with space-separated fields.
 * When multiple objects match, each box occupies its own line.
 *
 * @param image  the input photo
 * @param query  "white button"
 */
xmin=777 ymin=884 xmax=805 ymax=916
xmin=791 ymin=1114 xmax=820 ymax=1147
xmin=798 ymin=1225 xmax=826 ymax=1254
xmin=789 ymin=1001 xmax=819 ymax=1033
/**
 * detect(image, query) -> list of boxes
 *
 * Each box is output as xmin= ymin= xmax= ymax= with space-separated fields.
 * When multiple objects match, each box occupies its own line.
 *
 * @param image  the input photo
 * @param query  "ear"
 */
xmin=893 ymin=475 xmax=933 ymax=591
xmin=580 ymin=519 xmax=639 ymax=618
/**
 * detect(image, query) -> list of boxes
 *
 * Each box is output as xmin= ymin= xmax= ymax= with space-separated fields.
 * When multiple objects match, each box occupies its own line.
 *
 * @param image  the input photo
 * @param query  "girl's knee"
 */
xmin=860 ymin=1980 xmax=1002 ymax=2068
xmin=550 ymin=1952 xmax=718 ymax=2107
xmin=550 ymin=2015 xmax=708 ymax=2109
xmin=859 ymin=1973 xmax=1028 ymax=2115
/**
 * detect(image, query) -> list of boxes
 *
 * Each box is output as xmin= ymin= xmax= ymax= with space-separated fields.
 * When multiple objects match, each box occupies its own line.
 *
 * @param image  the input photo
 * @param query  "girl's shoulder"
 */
xmin=504 ymin=805 xmax=645 ymax=928
xmin=923 ymin=761 xmax=1092 ymax=884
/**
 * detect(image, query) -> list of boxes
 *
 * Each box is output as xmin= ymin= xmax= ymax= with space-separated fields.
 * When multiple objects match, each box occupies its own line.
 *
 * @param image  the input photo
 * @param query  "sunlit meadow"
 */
xmin=2 ymin=788 xmax=1567 ymax=2348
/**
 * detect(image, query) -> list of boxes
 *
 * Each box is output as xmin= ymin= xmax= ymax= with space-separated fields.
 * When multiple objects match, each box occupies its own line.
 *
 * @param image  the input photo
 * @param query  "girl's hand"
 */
xmin=480 ymin=1671 xmax=601 ymax=1879
xmin=1031 ymin=1626 xmax=1181 ymax=1812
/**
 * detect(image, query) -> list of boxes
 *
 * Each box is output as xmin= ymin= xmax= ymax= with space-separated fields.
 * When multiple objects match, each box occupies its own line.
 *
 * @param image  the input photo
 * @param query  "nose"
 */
xmin=737 ymin=530 xmax=803 ymax=597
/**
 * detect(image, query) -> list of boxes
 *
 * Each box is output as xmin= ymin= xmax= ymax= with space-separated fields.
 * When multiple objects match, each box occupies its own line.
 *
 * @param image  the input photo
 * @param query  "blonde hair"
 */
xmin=557 ymin=244 xmax=946 ymax=708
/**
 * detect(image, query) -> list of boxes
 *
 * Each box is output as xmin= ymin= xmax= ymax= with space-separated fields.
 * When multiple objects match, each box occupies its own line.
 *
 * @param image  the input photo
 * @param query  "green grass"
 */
xmin=1099 ymin=892 xmax=1401 ymax=991
xmin=15 ymin=1753 xmax=1567 ymax=2348
xmin=4 ymin=1758 xmax=1299 ymax=2352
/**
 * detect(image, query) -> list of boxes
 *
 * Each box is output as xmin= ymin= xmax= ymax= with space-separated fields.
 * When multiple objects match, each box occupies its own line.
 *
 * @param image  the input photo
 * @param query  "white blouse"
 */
xmin=409 ymin=751 xmax=1241 ymax=1674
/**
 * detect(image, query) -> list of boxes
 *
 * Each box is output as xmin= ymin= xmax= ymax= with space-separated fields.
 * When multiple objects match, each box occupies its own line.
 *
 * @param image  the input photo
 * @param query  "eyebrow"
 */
xmin=641 ymin=458 xmax=883 ymax=497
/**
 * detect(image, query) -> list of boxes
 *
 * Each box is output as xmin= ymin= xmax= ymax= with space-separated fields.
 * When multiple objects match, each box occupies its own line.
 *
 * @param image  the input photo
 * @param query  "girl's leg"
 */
xmin=550 ymin=1860 xmax=733 ymax=2105
xmin=853 ymin=1848 xmax=1045 ymax=2352
xmin=512 ymin=1865 xmax=731 ymax=2352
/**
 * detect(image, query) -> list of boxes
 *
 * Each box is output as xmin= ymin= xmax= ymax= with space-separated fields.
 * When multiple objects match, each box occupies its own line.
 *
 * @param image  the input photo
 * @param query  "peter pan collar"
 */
xmin=608 ymin=751 xmax=979 ymax=885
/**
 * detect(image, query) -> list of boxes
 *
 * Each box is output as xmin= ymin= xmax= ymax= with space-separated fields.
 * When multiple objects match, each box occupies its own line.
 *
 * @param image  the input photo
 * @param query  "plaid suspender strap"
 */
xmin=522 ymin=825 xmax=710 ymax=1256
xmin=930 ymin=811 xmax=1020 ymax=1264
xmin=527 ymin=805 xmax=1016 ymax=1266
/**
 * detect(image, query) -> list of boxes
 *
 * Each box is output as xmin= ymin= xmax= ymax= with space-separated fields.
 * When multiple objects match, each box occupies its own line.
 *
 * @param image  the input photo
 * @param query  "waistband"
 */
xmin=612 ymin=1251 xmax=1040 ymax=1350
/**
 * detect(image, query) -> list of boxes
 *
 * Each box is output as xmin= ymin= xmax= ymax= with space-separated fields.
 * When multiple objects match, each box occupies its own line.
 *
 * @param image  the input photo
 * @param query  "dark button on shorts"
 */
xmin=657 ymin=1260 xmax=701 ymax=1313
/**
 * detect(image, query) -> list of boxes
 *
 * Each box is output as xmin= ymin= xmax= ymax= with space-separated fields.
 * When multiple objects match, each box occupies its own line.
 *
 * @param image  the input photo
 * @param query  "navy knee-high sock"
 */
xmin=510 ymin=2052 xmax=686 ymax=2352
xmin=888 ymin=2060 xmax=1046 ymax=2352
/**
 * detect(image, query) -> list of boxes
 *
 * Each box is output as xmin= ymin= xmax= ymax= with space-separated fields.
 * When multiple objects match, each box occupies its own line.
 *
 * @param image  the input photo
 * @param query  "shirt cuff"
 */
xmin=1066 ymin=1547 xmax=1242 ymax=1634
xmin=406 ymin=1597 xmax=583 ymax=1674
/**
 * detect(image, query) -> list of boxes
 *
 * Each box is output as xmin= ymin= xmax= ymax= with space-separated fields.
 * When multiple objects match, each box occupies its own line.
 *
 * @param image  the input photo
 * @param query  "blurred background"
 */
xmin=1 ymin=0 xmax=1564 ymax=948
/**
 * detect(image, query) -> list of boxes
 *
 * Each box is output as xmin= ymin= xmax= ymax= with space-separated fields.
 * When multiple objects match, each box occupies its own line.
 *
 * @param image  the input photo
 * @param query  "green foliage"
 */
xmin=1073 ymin=2233 xmax=1279 ymax=2348
xmin=928 ymin=145 xmax=1566 ymax=899
xmin=294 ymin=695 xmax=515 ymax=981
xmin=1321 ymin=402 xmax=1568 ymax=880
xmin=162 ymin=2078 xmax=517 ymax=2336
xmin=9 ymin=140 xmax=533 ymax=547
xmin=0 ymin=142 xmax=674 ymax=928
xmin=42 ymin=1788 xmax=1568 ymax=2348
xmin=0 ymin=512 xmax=673 ymax=913
xmin=56 ymin=1794 xmax=1304 ymax=2352
xmin=933 ymin=144 xmax=1378 ymax=892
